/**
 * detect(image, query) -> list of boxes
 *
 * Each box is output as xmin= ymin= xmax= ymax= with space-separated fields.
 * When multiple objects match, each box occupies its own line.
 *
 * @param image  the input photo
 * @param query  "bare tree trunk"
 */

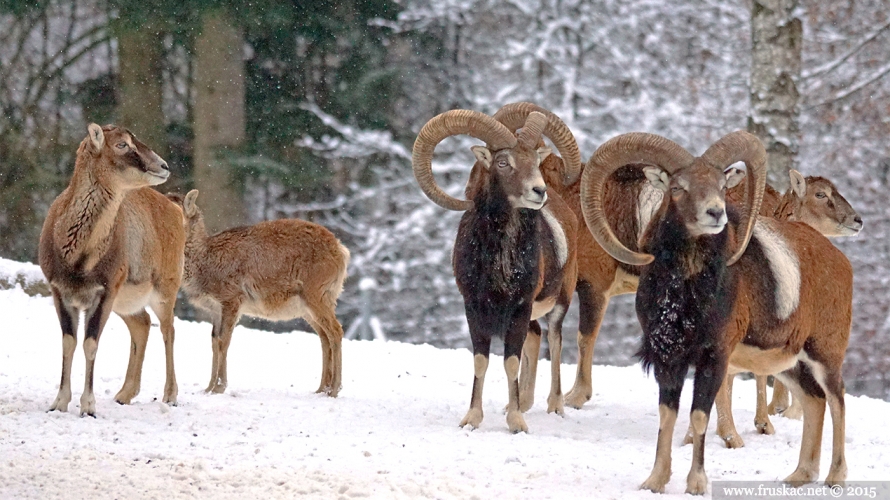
xmin=748 ymin=0 xmax=802 ymax=192
xmin=117 ymin=24 xmax=167 ymax=156
xmin=192 ymin=9 xmax=247 ymax=233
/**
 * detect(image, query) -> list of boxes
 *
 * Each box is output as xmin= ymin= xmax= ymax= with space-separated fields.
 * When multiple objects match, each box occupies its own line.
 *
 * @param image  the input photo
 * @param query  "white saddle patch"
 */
xmin=752 ymin=217 xmax=801 ymax=320
xmin=637 ymin=183 xmax=664 ymax=242
xmin=541 ymin=206 xmax=568 ymax=268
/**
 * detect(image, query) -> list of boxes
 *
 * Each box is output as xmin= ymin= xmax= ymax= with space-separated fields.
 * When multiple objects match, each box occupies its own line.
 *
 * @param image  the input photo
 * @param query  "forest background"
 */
xmin=1 ymin=0 xmax=888 ymax=399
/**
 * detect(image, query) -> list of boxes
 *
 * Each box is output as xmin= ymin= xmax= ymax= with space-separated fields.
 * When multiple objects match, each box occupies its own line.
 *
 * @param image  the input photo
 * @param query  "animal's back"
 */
xmin=200 ymin=218 xmax=348 ymax=319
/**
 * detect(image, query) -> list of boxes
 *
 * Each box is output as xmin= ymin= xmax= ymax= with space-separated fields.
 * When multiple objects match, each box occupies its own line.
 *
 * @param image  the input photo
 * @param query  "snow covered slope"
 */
xmin=0 ymin=264 xmax=888 ymax=498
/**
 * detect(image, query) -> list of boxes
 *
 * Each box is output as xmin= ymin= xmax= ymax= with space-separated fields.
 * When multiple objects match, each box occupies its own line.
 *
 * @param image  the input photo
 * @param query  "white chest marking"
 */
xmin=541 ymin=206 xmax=568 ymax=268
xmin=752 ymin=217 xmax=801 ymax=320
xmin=637 ymin=183 xmax=664 ymax=242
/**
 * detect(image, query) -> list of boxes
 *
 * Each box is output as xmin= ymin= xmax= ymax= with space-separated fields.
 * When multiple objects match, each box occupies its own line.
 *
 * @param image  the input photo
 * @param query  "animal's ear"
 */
xmin=183 ymin=189 xmax=200 ymax=218
xmin=643 ymin=166 xmax=670 ymax=192
xmin=536 ymin=147 xmax=552 ymax=163
xmin=87 ymin=123 xmax=104 ymax=152
xmin=789 ymin=169 xmax=806 ymax=198
xmin=470 ymin=145 xmax=492 ymax=169
xmin=724 ymin=166 xmax=746 ymax=189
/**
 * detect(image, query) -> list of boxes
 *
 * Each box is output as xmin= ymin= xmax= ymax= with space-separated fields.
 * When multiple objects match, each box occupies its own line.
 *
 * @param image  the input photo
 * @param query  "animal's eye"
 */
xmin=671 ymin=186 xmax=683 ymax=193
xmin=116 ymin=142 xmax=128 ymax=149
xmin=497 ymin=159 xmax=508 ymax=169
xmin=815 ymin=192 xmax=827 ymax=199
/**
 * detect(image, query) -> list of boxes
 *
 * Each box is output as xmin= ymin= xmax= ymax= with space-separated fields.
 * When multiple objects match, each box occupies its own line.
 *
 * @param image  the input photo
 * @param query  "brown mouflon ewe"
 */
xmin=177 ymin=190 xmax=349 ymax=396
xmin=39 ymin=123 xmax=184 ymax=417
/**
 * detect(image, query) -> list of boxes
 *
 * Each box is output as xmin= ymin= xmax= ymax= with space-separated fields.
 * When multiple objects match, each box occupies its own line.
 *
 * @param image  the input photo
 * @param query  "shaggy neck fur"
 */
xmin=182 ymin=212 xmax=210 ymax=284
xmin=55 ymin=150 xmax=125 ymax=268
xmin=635 ymin=203 xmax=738 ymax=391
xmin=454 ymin=174 xmax=541 ymax=315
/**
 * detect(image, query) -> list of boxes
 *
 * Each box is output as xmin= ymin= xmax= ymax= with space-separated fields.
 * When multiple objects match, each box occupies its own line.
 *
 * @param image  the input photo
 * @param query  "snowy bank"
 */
xmin=0 ymin=258 xmax=49 ymax=297
xmin=0 ymin=282 xmax=888 ymax=499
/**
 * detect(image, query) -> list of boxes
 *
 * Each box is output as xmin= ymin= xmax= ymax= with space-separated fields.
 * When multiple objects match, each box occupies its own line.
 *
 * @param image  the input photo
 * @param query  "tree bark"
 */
xmin=192 ymin=9 xmax=247 ymax=233
xmin=117 ymin=24 xmax=166 ymax=156
xmin=748 ymin=0 xmax=802 ymax=192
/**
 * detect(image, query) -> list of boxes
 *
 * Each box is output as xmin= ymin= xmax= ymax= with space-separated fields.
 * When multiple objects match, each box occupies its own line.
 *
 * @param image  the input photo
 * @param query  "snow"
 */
xmin=1 ymin=269 xmax=889 ymax=498
xmin=0 ymin=259 xmax=45 ymax=289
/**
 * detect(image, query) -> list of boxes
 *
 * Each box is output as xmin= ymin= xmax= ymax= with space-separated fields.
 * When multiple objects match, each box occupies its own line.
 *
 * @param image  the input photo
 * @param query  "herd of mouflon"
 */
xmin=38 ymin=104 xmax=862 ymax=495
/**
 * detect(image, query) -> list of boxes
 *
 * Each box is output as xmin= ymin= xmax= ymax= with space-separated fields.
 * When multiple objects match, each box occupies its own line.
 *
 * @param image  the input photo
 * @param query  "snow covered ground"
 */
xmin=1 ymin=260 xmax=888 ymax=499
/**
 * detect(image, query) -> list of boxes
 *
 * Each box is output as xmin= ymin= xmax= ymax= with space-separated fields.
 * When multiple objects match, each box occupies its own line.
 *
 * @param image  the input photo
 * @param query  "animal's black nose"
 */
xmin=160 ymin=161 xmax=169 ymax=171
xmin=854 ymin=215 xmax=862 ymax=224
xmin=532 ymin=186 xmax=546 ymax=198
xmin=706 ymin=208 xmax=724 ymax=220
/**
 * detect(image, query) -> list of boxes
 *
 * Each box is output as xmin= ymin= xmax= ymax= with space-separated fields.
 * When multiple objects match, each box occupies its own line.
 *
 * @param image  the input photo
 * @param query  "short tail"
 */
xmin=323 ymin=243 xmax=350 ymax=305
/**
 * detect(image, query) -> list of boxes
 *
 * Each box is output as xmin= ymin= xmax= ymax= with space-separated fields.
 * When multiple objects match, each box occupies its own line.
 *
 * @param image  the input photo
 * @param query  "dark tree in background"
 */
xmin=192 ymin=7 xmax=248 ymax=233
xmin=115 ymin=5 xmax=167 ymax=161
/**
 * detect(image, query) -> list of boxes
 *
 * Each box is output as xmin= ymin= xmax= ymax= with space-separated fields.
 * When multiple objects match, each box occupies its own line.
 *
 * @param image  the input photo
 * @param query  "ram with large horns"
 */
xmin=412 ymin=108 xmax=580 ymax=432
xmin=581 ymin=131 xmax=850 ymax=493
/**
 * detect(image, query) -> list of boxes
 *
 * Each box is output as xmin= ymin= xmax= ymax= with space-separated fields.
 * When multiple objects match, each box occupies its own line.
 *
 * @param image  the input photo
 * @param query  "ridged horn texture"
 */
xmin=698 ymin=130 xmax=767 ymax=265
xmin=517 ymin=111 xmax=547 ymax=150
xmin=492 ymin=102 xmax=582 ymax=185
xmin=412 ymin=109 xmax=518 ymax=211
xmin=580 ymin=133 xmax=695 ymax=266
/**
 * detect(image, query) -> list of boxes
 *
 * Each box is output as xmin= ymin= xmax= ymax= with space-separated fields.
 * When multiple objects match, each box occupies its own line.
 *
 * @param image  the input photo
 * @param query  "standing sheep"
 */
xmin=39 ymin=124 xmax=184 ymax=416
xmin=177 ymin=190 xmax=349 ymax=396
xmin=412 ymin=109 xmax=580 ymax=432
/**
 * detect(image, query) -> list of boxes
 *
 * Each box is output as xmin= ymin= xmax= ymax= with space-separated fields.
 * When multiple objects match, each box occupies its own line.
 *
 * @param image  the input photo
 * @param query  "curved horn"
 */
xmin=699 ymin=131 xmax=767 ymax=265
xmin=493 ymin=102 xmax=582 ymax=185
xmin=517 ymin=111 xmax=547 ymax=149
xmin=412 ymin=109 xmax=517 ymax=211
xmin=580 ymin=133 xmax=695 ymax=266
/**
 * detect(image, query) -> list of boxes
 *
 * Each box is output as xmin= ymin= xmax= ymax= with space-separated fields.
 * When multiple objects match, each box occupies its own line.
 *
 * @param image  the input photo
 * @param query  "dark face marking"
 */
xmin=666 ymin=164 xmax=729 ymax=237
xmin=98 ymin=126 xmax=169 ymax=185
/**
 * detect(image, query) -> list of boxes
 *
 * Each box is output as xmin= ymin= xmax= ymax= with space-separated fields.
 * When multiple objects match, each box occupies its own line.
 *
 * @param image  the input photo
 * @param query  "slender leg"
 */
xmin=80 ymin=292 xmax=115 ymax=417
xmin=115 ymin=310 xmax=150 ymax=404
xmin=307 ymin=303 xmax=345 ymax=397
xmin=315 ymin=325 xmax=332 ymax=393
xmin=565 ymin=282 xmax=609 ymax=409
xmin=812 ymin=364 xmax=847 ymax=485
xmin=685 ymin=356 xmax=726 ymax=495
xmin=518 ymin=321 xmax=541 ymax=412
xmin=783 ymin=388 xmax=804 ymax=420
xmin=714 ymin=372 xmax=745 ymax=448
xmin=504 ymin=307 xmax=531 ymax=433
xmin=205 ymin=320 xmax=221 ymax=393
xmin=780 ymin=367 xmax=825 ymax=485
xmin=545 ymin=302 xmax=568 ymax=415
xmin=769 ymin=377 xmax=791 ymax=415
xmin=640 ymin=386 xmax=682 ymax=493
xmin=460 ymin=349 xmax=490 ymax=430
xmin=504 ymin=355 xmax=527 ymax=433
xmin=212 ymin=301 xmax=241 ymax=394
xmin=785 ymin=392 xmax=825 ymax=485
xmin=327 ymin=327 xmax=343 ymax=397
xmin=754 ymin=375 xmax=775 ymax=434
xmin=49 ymin=292 xmax=78 ymax=413
xmin=154 ymin=298 xmax=178 ymax=405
